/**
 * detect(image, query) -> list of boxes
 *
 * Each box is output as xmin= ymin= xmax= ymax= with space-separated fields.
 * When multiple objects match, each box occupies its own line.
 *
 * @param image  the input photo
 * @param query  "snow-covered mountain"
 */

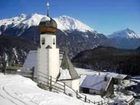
xmin=104 ymin=28 xmax=140 ymax=49
xmin=0 ymin=13 xmax=106 ymax=57
xmin=1 ymin=13 xmax=140 ymax=54
xmin=109 ymin=28 xmax=140 ymax=39
xmin=0 ymin=13 xmax=94 ymax=33
xmin=0 ymin=13 xmax=43 ymax=28
xmin=54 ymin=15 xmax=94 ymax=32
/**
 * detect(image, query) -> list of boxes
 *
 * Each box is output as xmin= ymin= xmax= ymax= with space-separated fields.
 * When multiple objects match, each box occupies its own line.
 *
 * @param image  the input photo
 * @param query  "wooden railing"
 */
xmin=1 ymin=67 xmax=35 ymax=80
xmin=37 ymin=71 xmax=108 ymax=105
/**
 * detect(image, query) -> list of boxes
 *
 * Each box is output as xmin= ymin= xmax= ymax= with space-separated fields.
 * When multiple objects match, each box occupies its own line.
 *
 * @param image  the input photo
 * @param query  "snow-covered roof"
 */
xmin=75 ymin=68 xmax=127 ymax=80
xmin=22 ymin=50 xmax=62 ymax=70
xmin=80 ymin=74 xmax=112 ymax=91
xmin=82 ymin=94 xmax=104 ymax=103
xmin=22 ymin=50 xmax=79 ymax=80
xmin=105 ymin=72 xmax=128 ymax=80
xmin=22 ymin=50 xmax=37 ymax=71
xmin=58 ymin=68 xmax=72 ymax=80
xmin=59 ymin=52 xmax=79 ymax=80
xmin=114 ymin=95 xmax=134 ymax=104
xmin=40 ymin=16 xmax=51 ymax=22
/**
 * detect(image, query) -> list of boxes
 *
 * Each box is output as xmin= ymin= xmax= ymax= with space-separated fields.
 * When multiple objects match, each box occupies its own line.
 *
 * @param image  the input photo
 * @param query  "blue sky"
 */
xmin=0 ymin=0 xmax=140 ymax=35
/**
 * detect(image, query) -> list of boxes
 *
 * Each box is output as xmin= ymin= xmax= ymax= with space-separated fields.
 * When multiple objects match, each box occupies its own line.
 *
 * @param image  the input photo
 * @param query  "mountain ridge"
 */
xmin=0 ymin=13 xmax=140 ymax=56
xmin=108 ymin=28 xmax=140 ymax=39
xmin=103 ymin=28 xmax=140 ymax=49
xmin=0 ymin=13 xmax=95 ymax=34
xmin=54 ymin=15 xmax=94 ymax=32
xmin=0 ymin=13 xmax=106 ymax=57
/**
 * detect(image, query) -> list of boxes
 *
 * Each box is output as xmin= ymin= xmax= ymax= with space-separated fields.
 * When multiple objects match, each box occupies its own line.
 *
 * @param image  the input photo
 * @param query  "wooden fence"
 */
xmin=0 ymin=67 xmax=35 ymax=80
xmin=37 ymin=71 xmax=108 ymax=105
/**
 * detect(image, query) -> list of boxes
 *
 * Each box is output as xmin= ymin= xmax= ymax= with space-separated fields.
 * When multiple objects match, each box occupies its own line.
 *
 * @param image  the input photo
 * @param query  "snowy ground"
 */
xmin=135 ymin=99 xmax=140 ymax=105
xmin=0 ymin=73 xmax=91 ymax=105
xmin=1 ymin=68 xmax=138 ymax=105
xmin=82 ymin=93 xmax=106 ymax=104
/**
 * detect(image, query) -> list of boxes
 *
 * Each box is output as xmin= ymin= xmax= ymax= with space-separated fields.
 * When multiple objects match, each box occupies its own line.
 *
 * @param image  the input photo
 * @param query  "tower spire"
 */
xmin=46 ymin=1 xmax=50 ymax=16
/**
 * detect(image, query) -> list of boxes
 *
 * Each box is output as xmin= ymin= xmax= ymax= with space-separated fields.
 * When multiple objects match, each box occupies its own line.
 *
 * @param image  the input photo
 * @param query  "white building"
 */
xmin=109 ymin=95 xmax=135 ymax=105
xmin=36 ymin=12 xmax=79 ymax=91
xmin=58 ymin=52 xmax=80 ymax=91
xmin=80 ymin=74 xmax=114 ymax=97
xmin=37 ymin=16 xmax=59 ymax=83
xmin=21 ymin=2 xmax=80 ymax=92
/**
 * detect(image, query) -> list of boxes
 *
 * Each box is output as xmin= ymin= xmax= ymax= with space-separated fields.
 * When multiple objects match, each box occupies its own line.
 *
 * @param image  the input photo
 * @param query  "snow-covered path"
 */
xmin=0 ymin=73 xmax=90 ymax=105
xmin=0 ymin=74 xmax=37 ymax=105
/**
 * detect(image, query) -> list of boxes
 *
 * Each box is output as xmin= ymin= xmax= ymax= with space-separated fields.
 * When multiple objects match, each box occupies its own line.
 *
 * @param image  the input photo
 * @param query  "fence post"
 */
xmin=64 ymin=83 xmax=66 ymax=94
xmin=100 ymin=101 xmax=102 ymax=105
xmin=76 ymin=91 xmax=78 ymax=98
xmin=2 ymin=61 xmax=6 ymax=75
xmin=84 ymin=95 xmax=87 ymax=102
xmin=31 ymin=67 xmax=35 ymax=80
xmin=49 ymin=76 xmax=52 ymax=91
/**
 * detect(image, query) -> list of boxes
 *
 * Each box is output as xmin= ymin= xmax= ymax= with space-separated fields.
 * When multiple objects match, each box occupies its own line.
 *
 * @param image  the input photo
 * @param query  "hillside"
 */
xmin=0 ymin=73 xmax=90 ymax=105
xmin=0 ymin=36 xmax=37 ymax=68
xmin=72 ymin=46 xmax=140 ymax=75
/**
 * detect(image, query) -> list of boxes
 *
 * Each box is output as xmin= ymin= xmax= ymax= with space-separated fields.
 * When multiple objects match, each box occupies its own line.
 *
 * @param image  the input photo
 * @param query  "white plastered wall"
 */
xmin=37 ymin=48 xmax=60 ymax=82
xmin=37 ymin=48 xmax=49 ymax=83
xmin=71 ymin=79 xmax=80 ymax=92
xmin=37 ymin=33 xmax=59 ymax=83
xmin=61 ymin=78 xmax=80 ymax=92
xmin=40 ymin=34 xmax=56 ymax=48
xmin=48 ymin=48 xmax=60 ymax=80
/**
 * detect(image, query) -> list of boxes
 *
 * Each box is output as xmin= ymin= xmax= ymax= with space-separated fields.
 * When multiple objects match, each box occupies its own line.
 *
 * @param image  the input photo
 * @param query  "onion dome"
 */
xmin=39 ymin=16 xmax=57 ymax=34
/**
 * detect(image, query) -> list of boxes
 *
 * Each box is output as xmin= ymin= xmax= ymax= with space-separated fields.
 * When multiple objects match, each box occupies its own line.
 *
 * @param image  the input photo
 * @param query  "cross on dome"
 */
xmin=39 ymin=1 xmax=57 ymax=34
xmin=46 ymin=1 xmax=50 ymax=16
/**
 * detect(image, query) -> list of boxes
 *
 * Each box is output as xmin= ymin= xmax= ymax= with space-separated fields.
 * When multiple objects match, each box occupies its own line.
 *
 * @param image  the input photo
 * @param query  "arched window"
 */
xmin=53 ymin=38 xmax=55 ymax=45
xmin=42 ymin=38 xmax=45 ymax=45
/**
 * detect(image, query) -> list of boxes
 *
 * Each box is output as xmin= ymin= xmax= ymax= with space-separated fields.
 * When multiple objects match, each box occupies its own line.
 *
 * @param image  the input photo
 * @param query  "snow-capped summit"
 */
xmin=0 ymin=13 xmax=94 ymax=32
xmin=19 ymin=13 xmax=27 ymax=18
xmin=21 ymin=13 xmax=45 ymax=27
xmin=0 ymin=13 xmax=44 ymax=28
xmin=0 ymin=13 xmax=26 ymax=27
xmin=109 ymin=28 xmax=140 ymax=39
xmin=54 ymin=15 xmax=94 ymax=32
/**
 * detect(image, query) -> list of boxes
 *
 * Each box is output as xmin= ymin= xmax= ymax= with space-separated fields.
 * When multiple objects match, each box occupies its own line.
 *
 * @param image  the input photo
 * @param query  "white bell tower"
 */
xmin=37 ymin=2 xmax=59 ymax=82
